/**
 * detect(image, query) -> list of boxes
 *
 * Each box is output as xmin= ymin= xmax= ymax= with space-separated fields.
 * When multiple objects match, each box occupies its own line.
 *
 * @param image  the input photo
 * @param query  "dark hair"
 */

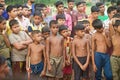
xmin=117 ymin=6 xmax=120 ymax=13
xmin=92 ymin=19 xmax=103 ymax=29
xmin=0 ymin=4 xmax=3 ymax=8
xmin=82 ymin=20 xmax=90 ymax=24
xmin=33 ymin=10 xmax=42 ymax=17
xmin=31 ymin=30 xmax=41 ymax=36
xmin=9 ymin=19 xmax=19 ymax=28
xmin=67 ymin=0 xmax=74 ymax=3
xmin=113 ymin=13 xmax=120 ymax=18
xmin=54 ymin=1 xmax=64 ymax=7
xmin=6 ymin=5 xmax=17 ymax=12
xmin=76 ymin=2 xmax=82 ymax=7
xmin=96 ymin=2 xmax=104 ymax=8
xmin=56 ymin=14 xmax=66 ymax=21
xmin=42 ymin=26 xmax=50 ymax=33
xmin=74 ymin=24 xmax=85 ymax=32
xmin=49 ymin=20 xmax=57 ymax=28
xmin=16 ymin=4 xmax=23 ymax=9
xmin=91 ymin=6 xmax=99 ymax=12
xmin=0 ymin=16 xmax=5 ymax=23
xmin=117 ymin=1 xmax=120 ymax=6
xmin=35 ymin=3 xmax=46 ymax=11
xmin=22 ymin=5 xmax=29 ymax=9
xmin=0 ymin=56 xmax=6 ymax=67
xmin=113 ymin=20 xmax=120 ymax=27
xmin=59 ymin=25 xmax=68 ymax=33
xmin=107 ymin=6 xmax=116 ymax=14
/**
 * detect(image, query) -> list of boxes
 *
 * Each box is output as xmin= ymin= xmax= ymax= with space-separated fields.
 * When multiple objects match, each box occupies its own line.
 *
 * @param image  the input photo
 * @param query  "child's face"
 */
xmin=0 ymin=61 xmax=10 ymax=79
xmin=92 ymin=12 xmax=99 ymax=19
xmin=33 ymin=33 xmax=43 ymax=42
xmin=42 ymin=7 xmax=48 ymax=15
xmin=17 ymin=7 xmax=23 ymax=17
xmin=50 ymin=24 xmax=58 ymax=34
xmin=42 ymin=32 xmax=50 ymax=39
xmin=68 ymin=2 xmax=74 ymax=9
xmin=83 ymin=23 xmax=90 ymax=33
xmin=0 ymin=20 xmax=6 ymax=31
xmin=11 ymin=24 xmax=20 ymax=34
xmin=60 ymin=29 xmax=68 ymax=38
xmin=57 ymin=4 xmax=64 ymax=13
xmin=34 ymin=15 xmax=42 ymax=25
xmin=77 ymin=4 xmax=84 ymax=12
xmin=76 ymin=30 xmax=84 ymax=38
xmin=99 ymin=5 xmax=105 ymax=13
xmin=0 ymin=7 xmax=3 ymax=16
xmin=57 ymin=19 xmax=65 ymax=25
xmin=116 ymin=26 xmax=120 ymax=33
xmin=96 ymin=27 xmax=103 ymax=33
xmin=8 ymin=8 xmax=17 ymax=19
xmin=22 ymin=8 xmax=29 ymax=16
xmin=108 ymin=10 xmax=116 ymax=19
xmin=67 ymin=30 xmax=71 ymax=37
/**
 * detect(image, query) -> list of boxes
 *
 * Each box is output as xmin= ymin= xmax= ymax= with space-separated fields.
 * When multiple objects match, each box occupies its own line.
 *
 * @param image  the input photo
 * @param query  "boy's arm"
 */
xmin=109 ymin=18 xmax=115 ymax=37
xmin=26 ymin=44 xmax=31 ymax=70
xmin=42 ymin=46 xmax=47 ymax=72
xmin=72 ymin=40 xmax=83 ymax=68
xmin=62 ymin=37 xmax=65 ymax=68
xmin=91 ymin=35 xmax=97 ymax=72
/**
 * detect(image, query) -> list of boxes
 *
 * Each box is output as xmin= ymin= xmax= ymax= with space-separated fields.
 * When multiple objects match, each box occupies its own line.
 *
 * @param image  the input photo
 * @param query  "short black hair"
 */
xmin=107 ymin=6 xmax=116 ymax=14
xmin=74 ymin=24 xmax=85 ymax=32
xmin=91 ymin=6 xmax=99 ymax=12
xmin=9 ymin=19 xmax=19 ymax=28
xmin=59 ymin=25 xmax=68 ymax=33
xmin=33 ymin=10 xmax=42 ymax=17
xmin=96 ymin=2 xmax=104 ymax=8
xmin=82 ymin=20 xmax=90 ymax=24
xmin=6 ymin=5 xmax=17 ymax=12
xmin=42 ymin=26 xmax=50 ymax=33
xmin=0 ymin=16 xmax=5 ymax=23
xmin=76 ymin=2 xmax=82 ymax=7
xmin=49 ymin=20 xmax=57 ymax=28
xmin=56 ymin=14 xmax=66 ymax=21
xmin=54 ymin=1 xmax=64 ymax=7
xmin=35 ymin=3 xmax=47 ymax=11
xmin=22 ymin=5 xmax=29 ymax=9
xmin=113 ymin=20 xmax=120 ymax=28
xmin=31 ymin=30 xmax=41 ymax=36
xmin=117 ymin=1 xmax=120 ymax=6
xmin=113 ymin=13 xmax=120 ymax=18
xmin=92 ymin=19 xmax=103 ymax=29
xmin=67 ymin=0 xmax=74 ymax=3
xmin=0 ymin=56 xmax=6 ymax=67
xmin=16 ymin=4 xmax=23 ymax=9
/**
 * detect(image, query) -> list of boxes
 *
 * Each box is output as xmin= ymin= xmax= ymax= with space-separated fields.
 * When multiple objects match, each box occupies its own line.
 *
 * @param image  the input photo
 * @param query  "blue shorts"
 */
xmin=30 ymin=61 xmax=44 ymax=75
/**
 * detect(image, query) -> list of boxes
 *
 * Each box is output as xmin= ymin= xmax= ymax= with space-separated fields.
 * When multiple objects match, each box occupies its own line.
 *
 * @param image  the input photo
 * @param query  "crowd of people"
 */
xmin=0 ymin=0 xmax=120 ymax=80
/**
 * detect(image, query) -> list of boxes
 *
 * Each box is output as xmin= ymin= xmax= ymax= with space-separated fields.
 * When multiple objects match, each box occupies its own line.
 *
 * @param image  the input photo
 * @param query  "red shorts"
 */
xmin=63 ymin=64 xmax=72 ymax=75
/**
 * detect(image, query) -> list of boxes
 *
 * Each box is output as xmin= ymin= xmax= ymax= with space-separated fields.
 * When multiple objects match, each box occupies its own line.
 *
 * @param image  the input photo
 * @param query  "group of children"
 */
xmin=0 ymin=0 xmax=120 ymax=80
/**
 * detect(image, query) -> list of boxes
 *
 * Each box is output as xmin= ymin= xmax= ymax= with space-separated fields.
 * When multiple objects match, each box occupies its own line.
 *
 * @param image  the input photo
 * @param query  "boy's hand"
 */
xmin=48 ymin=65 xmax=52 ymax=72
xmin=40 ymin=71 xmax=46 ymax=77
xmin=62 ymin=62 xmax=65 ymax=69
xmin=26 ymin=67 xmax=31 ymax=73
xmin=93 ymin=64 xmax=97 ymax=72
xmin=82 ymin=64 xmax=88 ymax=71
xmin=2 ymin=29 xmax=6 ymax=35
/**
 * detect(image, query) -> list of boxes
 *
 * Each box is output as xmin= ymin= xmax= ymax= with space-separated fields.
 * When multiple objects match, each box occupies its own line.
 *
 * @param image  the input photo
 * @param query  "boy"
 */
xmin=72 ymin=24 xmax=90 ymax=80
xmin=56 ymin=14 xmax=66 ymax=26
xmin=46 ymin=20 xmax=65 ymax=80
xmin=42 ymin=26 xmax=50 ymax=40
xmin=26 ymin=30 xmax=46 ymax=79
xmin=92 ymin=19 xmax=112 ymax=80
xmin=110 ymin=20 xmax=120 ymax=80
xmin=8 ymin=19 xmax=32 ymax=76
xmin=59 ymin=25 xmax=73 ymax=80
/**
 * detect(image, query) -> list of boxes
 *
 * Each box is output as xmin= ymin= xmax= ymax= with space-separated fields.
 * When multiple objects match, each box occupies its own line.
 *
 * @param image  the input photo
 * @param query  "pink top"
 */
xmin=53 ymin=13 xmax=72 ymax=30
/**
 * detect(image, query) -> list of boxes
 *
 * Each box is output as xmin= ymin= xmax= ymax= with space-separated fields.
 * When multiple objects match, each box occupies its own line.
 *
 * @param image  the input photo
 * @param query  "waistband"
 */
xmin=95 ymin=52 xmax=107 ymax=55
xmin=112 ymin=55 xmax=120 ymax=58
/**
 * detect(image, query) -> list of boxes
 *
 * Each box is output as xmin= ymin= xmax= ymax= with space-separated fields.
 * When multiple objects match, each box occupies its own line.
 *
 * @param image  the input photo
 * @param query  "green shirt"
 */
xmin=0 ymin=34 xmax=10 ymax=58
xmin=98 ymin=15 xmax=108 ymax=21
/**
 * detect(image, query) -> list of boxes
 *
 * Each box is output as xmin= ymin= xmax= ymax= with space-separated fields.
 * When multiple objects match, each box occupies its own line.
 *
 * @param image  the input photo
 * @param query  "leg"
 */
xmin=110 ymin=56 xmax=119 ymax=80
xmin=103 ymin=55 xmax=112 ymax=80
xmin=94 ymin=52 xmax=103 ymax=80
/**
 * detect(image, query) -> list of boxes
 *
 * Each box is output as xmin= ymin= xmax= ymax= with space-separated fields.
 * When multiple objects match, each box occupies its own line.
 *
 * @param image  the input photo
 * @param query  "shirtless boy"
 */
xmin=46 ymin=20 xmax=65 ymax=80
xmin=26 ymin=30 xmax=46 ymax=78
xmin=92 ymin=19 xmax=112 ymax=80
xmin=110 ymin=19 xmax=120 ymax=80
xmin=72 ymin=24 xmax=90 ymax=80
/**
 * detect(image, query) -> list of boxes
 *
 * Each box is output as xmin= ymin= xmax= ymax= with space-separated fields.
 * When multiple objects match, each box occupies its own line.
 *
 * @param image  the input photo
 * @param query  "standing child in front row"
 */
xmin=72 ymin=24 xmax=90 ymax=80
xmin=46 ymin=20 xmax=65 ymax=80
xmin=59 ymin=25 xmax=73 ymax=80
xmin=92 ymin=19 xmax=113 ymax=80
xmin=26 ymin=30 xmax=46 ymax=79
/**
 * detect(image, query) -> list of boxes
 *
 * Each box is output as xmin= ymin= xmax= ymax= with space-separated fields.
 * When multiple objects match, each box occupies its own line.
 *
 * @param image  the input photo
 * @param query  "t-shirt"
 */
xmin=98 ymin=15 xmax=108 ymax=22
xmin=9 ymin=31 xmax=30 ymax=61
xmin=0 ymin=34 xmax=10 ymax=58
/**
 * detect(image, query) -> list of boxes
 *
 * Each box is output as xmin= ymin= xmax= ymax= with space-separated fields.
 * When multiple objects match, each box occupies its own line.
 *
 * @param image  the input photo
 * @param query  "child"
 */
xmin=8 ymin=19 xmax=32 ymax=76
xmin=72 ymin=24 xmax=90 ymax=80
xmin=92 ymin=19 xmax=112 ymax=80
xmin=46 ymin=20 xmax=65 ymax=80
xmin=110 ymin=20 xmax=120 ymax=80
xmin=56 ymin=14 xmax=66 ymax=26
xmin=59 ymin=25 xmax=73 ymax=80
xmin=26 ymin=30 xmax=46 ymax=79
